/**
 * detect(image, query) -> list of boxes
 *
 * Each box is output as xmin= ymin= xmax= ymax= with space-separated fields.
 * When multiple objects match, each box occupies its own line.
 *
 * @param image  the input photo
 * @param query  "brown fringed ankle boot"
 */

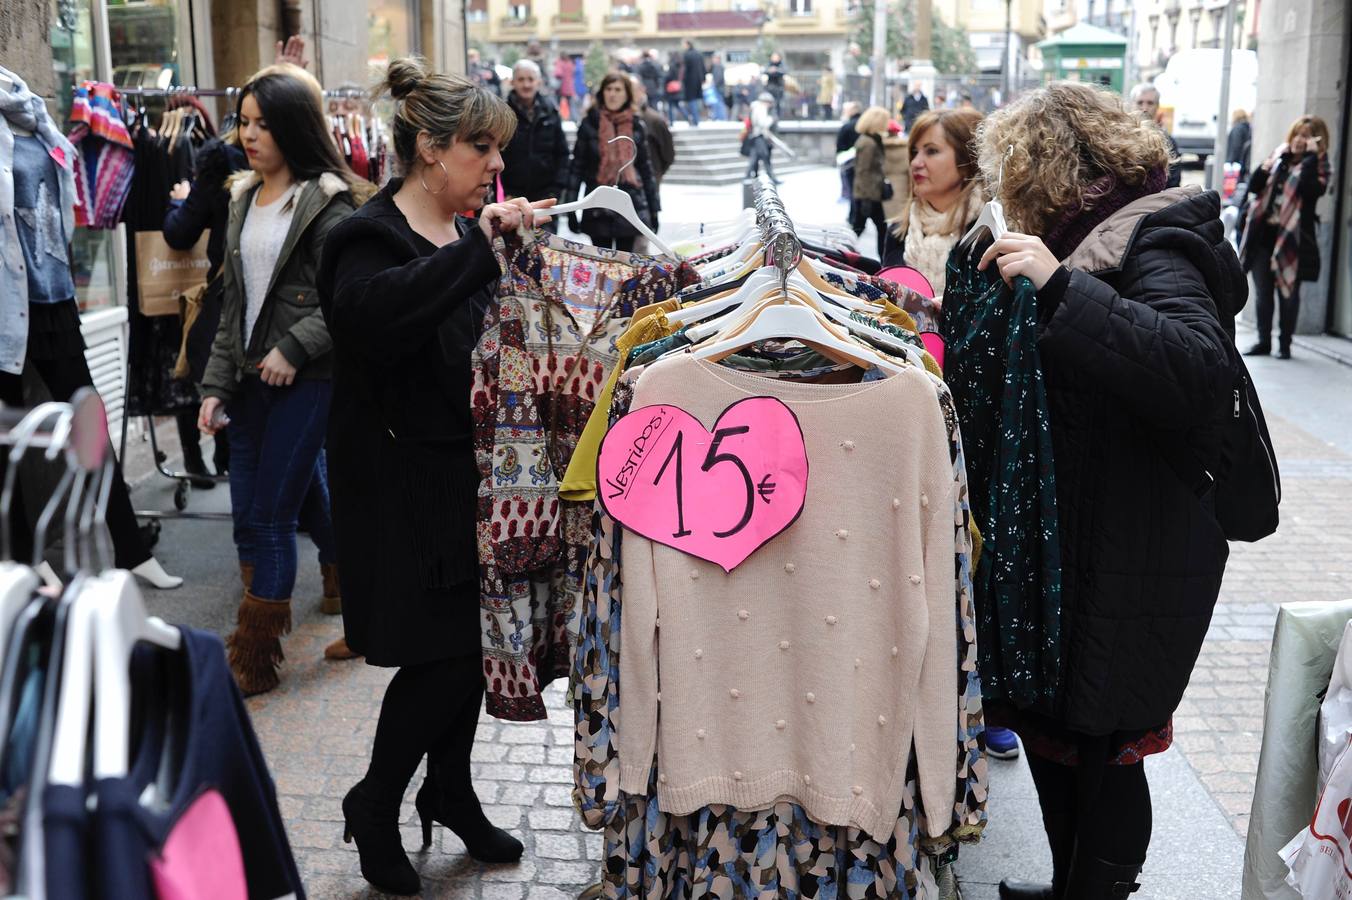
xmin=239 ymin=561 xmax=255 ymax=592
xmin=320 ymin=563 xmax=341 ymax=615
xmin=226 ymin=591 xmax=292 ymax=696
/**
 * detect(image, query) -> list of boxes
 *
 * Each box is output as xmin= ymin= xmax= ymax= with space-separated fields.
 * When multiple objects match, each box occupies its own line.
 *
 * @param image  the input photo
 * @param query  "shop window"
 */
xmin=50 ymin=0 xmax=118 ymax=312
xmin=369 ymin=0 xmax=420 ymax=73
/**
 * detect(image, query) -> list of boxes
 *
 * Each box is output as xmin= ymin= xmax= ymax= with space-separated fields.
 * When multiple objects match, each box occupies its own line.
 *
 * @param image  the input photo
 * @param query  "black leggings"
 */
xmin=0 ymin=355 xmax=149 ymax=570
xmin=1027 ymin=753 xmax=1152 ymax=888
xmin=1250 ymin=261 xmax=1302 ymax=350
xmin=365 ymin=654 xmax=485 ymax=798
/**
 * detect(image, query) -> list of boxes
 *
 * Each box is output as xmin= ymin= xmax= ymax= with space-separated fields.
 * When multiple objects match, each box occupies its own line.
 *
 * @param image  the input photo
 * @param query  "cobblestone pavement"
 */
xmin=119 ymin=168 xmax=1352 ymax=897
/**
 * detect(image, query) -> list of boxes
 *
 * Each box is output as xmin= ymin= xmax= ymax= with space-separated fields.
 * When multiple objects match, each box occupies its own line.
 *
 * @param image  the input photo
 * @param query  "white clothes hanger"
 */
xmin=689 ymin=301 xmax=907 ymax=376
xmin=957 ymin=145 xmax=1014 ymax=255
xmin=681 ymin=271 xmax=924 ymax=368
xmin=48 ymin=399 xmax=182 ymax=787
xmin=549 ymin=135 xmax=676 ymax=258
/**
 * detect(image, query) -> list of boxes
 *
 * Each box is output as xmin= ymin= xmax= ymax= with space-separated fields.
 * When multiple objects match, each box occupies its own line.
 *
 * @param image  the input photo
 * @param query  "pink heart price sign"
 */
xmin=596 ymin=397 xmax=809 ymax=572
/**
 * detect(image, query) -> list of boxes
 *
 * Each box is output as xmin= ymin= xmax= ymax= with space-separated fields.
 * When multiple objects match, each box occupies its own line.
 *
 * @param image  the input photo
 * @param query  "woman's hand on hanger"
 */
xmin=169 ymin=180 xmax=191 ymax=202
xmin=257 ymin=348 xmax=298 ymax=387
xmin=478 ymin=197 xmax=557 ymax=240
xmin=977 ymin=233 xmax=1061 ymax=291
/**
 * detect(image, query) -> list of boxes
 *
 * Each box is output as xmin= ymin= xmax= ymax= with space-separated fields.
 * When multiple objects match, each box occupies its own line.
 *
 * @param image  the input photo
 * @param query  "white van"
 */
xmin=1153 ymin=48 xmax=1258 ymax=161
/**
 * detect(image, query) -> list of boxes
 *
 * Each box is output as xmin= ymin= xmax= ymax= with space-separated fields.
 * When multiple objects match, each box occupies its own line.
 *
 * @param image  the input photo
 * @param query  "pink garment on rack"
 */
xmin=877 ymin=265 xmax=945 ymax=369
xmin=149 ymin=789 xmax=247 ymax=900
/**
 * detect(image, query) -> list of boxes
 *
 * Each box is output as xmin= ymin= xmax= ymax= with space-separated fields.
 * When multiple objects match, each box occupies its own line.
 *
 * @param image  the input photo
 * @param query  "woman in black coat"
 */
xmin=971 ymin=82 xmax=1241 ymax=899
xmin=163 ymin=136 xmax=244 ymax=483
xmin=1239 ymin=114 xmax=1332 ymax=359
xmin=317 ymin=58 xmax=546 ymax=895
xmin=562 ymin=72 xmax=661 ymax=252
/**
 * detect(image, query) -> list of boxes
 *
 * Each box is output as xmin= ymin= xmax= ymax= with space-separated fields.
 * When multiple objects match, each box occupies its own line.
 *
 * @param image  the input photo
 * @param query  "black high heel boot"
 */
xmin=341 ymin=779 xmax=421 ymax=895
xmin=1064 ymin=855 xmax=1142 ymax=899
xmin=998 ymin=881 xmax=1054 ymax=900
xmin=415 ymin=762 xmax=523 ymax=863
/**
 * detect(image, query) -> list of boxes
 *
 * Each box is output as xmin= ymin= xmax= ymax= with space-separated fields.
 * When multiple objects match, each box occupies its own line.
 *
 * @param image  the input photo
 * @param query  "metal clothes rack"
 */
xmin=114 ymin=85 xmax=368 ymax=99
xmin=753 ymin=174 xmax=802 ymax=292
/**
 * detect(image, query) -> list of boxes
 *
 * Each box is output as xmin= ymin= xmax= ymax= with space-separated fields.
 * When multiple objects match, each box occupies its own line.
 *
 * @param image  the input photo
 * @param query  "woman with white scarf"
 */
xmin=882 ymin=108 xmax=985 ymax=300
xmin=0 ymin=65 xmax=180 ymax=588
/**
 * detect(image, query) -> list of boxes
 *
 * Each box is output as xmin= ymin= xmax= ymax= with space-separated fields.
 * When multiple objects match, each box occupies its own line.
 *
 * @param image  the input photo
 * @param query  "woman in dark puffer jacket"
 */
xmin=973 ymin=82 xmax=1242 ymax=899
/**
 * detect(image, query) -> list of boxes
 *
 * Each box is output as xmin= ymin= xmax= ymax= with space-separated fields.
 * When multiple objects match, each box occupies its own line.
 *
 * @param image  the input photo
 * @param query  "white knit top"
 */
xmin=616 ymin=354 xmax=958 ymax=840
xmin=239 ymin=184 xmax=298 ymax=345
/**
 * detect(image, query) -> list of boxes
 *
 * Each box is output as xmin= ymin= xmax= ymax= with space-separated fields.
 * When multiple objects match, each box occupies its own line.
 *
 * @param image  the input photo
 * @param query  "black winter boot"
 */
xmin=416 ymin=759 xmax=523 ymax=863
xmin=342 ymin=779 xmax=420 ymax=895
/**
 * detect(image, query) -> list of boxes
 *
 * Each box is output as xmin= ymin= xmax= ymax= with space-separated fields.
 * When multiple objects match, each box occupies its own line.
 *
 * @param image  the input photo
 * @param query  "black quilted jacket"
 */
xmin=1039 ymin=186 xmax=1244 ymax=735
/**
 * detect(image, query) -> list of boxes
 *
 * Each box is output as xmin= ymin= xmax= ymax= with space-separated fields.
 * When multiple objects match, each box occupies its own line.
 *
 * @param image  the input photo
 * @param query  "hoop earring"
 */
xmin=420 ymin=159 xmax=450 ymax=195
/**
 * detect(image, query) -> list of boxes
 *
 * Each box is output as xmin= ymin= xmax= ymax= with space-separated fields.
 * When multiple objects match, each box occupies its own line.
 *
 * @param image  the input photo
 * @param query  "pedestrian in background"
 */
xmin=881 ymin=108 xmax=985 ymax=298
xmin=164 ymin=134 xmax=244 ymax=487
xmin=742 ymin=91 xmax=780 ymax=185
xmin=662 ymin=52 xmax=682 ymax=124
xmin=711 ymin=53 xmax=730 ymax=119
xmin=1240 ymin=114 xmax=1332 ymax=359
xmin=564 ymin=73 xmax=661 ymax=251
xmin=1129 ymin=82 xmax=1181 ymax=188
xmin=1227 ymin=108 xmax=1252 ymax=180
xmin=500 ymin=59 xmax=569 ymax=233
xmin=466 ymin=47 xmax=500 ymax=95
xmin=816 ymin=65 xmax=837 ymax=120
xmin=318 ymin=57 xmax=538 ymax=895
xmin=849 ymin=105 xmax=893 ymax=257
xmin=553 ymin=54 xmax=577 ymax=121
xmin=764 ymin=52 xmax=786 ymax=118
xmin=197 ymin=63 xmax=366 ymax=695
xmin=525 ymin=41 xmax=549 ymax=97
xmin=836 ymin=100 xmax=862 ymax=202
xmin=973 ymin=81 xmax=1240 ymax=900
xmin=901 ymin=82 xmax=929 ymax=132
xmin=680 ymin=39 xmax=706 ymax=127
xmin=638 ymin=49 xmax=664 ymax=104
xmin=630 ymin=76 xmax=675 ymax=184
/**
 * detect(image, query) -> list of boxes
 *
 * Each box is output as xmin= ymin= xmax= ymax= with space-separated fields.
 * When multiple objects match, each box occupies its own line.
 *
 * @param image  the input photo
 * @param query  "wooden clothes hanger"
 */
xmin=548 ymin=134 xmax=675 ymax=257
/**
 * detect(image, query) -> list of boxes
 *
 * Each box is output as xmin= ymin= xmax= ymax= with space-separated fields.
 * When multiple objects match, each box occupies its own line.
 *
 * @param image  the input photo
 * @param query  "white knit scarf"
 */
xmin=901 ymin=190 xmax=985 ymax=299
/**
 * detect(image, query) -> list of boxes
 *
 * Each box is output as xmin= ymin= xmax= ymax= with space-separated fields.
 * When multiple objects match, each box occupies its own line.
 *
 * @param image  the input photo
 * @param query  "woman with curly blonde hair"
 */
xmin=969 ymin=82 xmax=1243 ymax=900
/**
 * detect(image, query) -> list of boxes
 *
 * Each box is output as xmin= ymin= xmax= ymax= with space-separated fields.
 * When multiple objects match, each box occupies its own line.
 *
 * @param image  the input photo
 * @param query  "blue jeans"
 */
xmin=227 ymin=378 xmax=335 ymax=601
xmin=682 ymin=99 xmax=702 ymax=126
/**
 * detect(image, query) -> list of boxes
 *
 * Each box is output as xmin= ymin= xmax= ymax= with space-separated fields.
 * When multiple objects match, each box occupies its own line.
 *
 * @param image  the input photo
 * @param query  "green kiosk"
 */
xmin=1036 ymin=22 xmax=1129 ymax=93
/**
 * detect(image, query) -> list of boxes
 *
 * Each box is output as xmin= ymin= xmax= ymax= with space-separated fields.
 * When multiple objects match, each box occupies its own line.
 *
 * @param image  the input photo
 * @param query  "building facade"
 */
xmin=466 ymin=0 xmax=850 ymax=68
xmin=932 ymin=0 xmax=1045 ymax=77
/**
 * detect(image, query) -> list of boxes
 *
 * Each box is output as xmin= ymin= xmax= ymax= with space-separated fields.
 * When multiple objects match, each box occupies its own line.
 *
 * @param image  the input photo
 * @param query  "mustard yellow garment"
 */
xmin=559 ymin=306 xmax=678 ymax=501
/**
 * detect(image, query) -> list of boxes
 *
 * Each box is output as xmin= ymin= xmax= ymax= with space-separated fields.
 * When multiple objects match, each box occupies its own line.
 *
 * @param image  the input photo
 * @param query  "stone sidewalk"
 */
xmin=120 ymin=167 xmax=1352 ymax=898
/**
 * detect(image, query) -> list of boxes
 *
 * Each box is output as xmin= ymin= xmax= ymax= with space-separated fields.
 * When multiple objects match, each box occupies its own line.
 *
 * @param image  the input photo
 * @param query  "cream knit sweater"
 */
xmin=616 ymin=354 xmax=958 ymax=840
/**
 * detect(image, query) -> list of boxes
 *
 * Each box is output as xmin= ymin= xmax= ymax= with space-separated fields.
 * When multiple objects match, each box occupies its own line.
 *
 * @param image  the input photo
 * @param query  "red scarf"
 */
xmin=596 ymin=108 xmax=640 ymax=189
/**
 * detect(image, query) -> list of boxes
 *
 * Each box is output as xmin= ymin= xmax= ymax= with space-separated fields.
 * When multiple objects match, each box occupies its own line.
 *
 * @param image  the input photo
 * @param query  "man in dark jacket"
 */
xmin=638 ymin=50 xmax=664 ymax=104
xmin=631 ymin=77 xmax=676 ymax=183
xmin=680 ymin=40 xmax=706 ymax=127
xmin=836 ymin=101 xmax=862 ymax=202
xmin=901 ymin=84 xmax=929 ymax=132
xmin=1131 ymin=83 xmax=1182 ymax=188
xmin=500 ymin=60 xmax=569 ymax=233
